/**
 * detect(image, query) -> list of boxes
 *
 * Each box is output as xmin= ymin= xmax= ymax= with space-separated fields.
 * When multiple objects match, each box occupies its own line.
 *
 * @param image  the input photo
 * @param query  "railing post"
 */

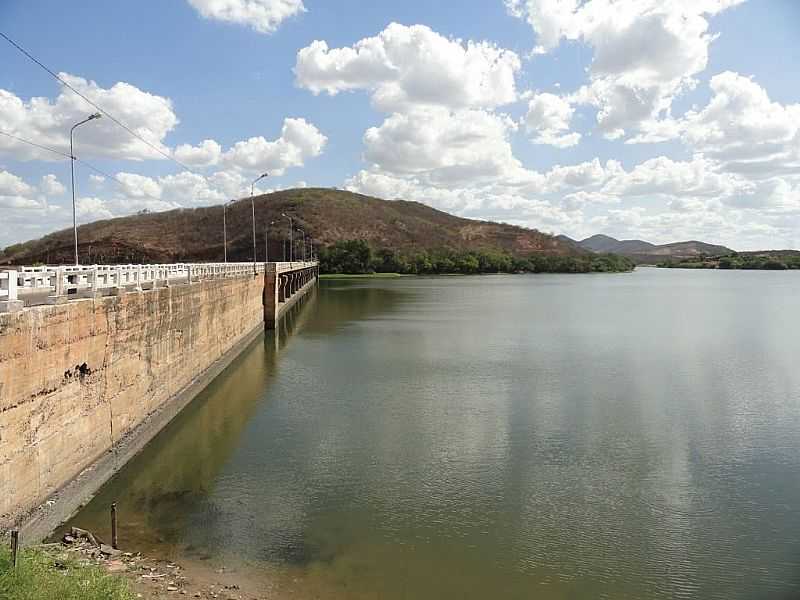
xmin=0 ymin=270 xmax=23 ymax=313
xmin=54 ymin=267 xmax=65 ymax=297
xmin=8 ymin=270 xmax=18 ymax=301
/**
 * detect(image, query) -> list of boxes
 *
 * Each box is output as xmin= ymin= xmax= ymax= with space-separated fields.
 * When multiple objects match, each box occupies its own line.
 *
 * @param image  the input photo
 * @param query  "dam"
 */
xmin=0 ymin=260 xmax=318 ymax=542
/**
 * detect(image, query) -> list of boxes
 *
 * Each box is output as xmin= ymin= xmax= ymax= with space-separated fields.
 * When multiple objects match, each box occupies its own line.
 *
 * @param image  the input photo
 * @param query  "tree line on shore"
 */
xmin=658 ymin=253 xmax=800 ymax=270
xmin=318 ymin=240 xmax=635 ymax=275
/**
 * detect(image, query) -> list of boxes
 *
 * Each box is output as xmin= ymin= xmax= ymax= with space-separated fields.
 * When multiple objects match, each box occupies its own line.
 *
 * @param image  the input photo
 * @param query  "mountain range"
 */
xmin=559 ymin=234 xmax=734 ymax=264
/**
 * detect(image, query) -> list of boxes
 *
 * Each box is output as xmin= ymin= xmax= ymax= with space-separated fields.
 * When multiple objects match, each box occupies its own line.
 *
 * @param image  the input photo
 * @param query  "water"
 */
xmin=64 ymin=269 xmax=800 ymax=599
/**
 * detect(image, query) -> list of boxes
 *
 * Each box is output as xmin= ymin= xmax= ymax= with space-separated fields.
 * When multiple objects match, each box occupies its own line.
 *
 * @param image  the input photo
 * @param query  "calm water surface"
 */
xmin=65 ymin=269 xmax=800 ymax=599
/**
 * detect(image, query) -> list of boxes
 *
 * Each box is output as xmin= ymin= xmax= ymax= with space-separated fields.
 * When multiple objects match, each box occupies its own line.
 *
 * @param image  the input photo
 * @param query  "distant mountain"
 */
xmin=580 ymin=234 xmax=657 ymax=255
xmin=0 ymin=188 xmax=584 ymax=265
xmin=574 ymin=235 xmax=733 ymax=264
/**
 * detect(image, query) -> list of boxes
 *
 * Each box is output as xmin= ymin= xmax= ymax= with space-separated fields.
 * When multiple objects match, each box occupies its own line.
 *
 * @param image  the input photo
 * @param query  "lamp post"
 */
xmin=282 ymin=213 xmax=293 ymax=262
xmin=70 ymin=112 xmax=102 ymax=265
xmin=265 ymin=220 xmax=275 ymax=263
xmin=250 ymin=173 xmax=268 ymax=272
xmin=222 ymin=199 xmax=235 ymax=263
xmin=297 ymin=229 xmax=306 ymax=261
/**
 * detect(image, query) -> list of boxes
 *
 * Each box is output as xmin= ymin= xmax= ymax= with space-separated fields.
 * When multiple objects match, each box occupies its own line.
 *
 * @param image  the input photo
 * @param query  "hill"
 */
xmin=576 ymin=235 xmax=733 ymax=264
xmin=0 ymin=188 xmax=584 ymax=266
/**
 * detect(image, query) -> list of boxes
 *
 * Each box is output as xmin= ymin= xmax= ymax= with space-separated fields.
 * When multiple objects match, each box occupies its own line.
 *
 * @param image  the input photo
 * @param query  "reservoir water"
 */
xmin=64 ymin=269 xmax=800 ymax=599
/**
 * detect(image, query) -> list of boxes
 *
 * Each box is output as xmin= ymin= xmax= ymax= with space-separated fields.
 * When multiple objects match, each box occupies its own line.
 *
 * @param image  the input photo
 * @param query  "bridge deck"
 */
xmin=0 ymin=261 xmax=318 ymax=312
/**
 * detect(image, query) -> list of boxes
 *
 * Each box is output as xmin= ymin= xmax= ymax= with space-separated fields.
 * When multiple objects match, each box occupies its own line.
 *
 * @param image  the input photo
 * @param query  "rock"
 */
xmin=100 ymin=544 xmax=121 ymax=557
xmin=70 ymin=527 xmax=101 ymax=546
xmin=62 ymin=535 xmax=75 ymax=544
xmin=167 ymin=586 xmax=179 ymax=592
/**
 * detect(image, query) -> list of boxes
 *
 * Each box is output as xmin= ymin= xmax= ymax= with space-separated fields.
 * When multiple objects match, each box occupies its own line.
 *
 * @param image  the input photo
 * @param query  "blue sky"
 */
xmin=1 ymin=0 xmax=799 ymax=250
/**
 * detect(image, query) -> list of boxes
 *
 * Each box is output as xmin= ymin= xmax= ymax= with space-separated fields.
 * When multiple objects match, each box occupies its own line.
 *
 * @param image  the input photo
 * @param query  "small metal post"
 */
xmin=111 ymin=503 xmax=118 ymax=549
xmin=11 ymin=530 xmax=19 ymax=568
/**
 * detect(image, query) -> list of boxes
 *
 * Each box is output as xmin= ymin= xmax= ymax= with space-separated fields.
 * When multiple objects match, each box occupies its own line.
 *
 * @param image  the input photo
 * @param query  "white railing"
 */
xmin=0 ymin=261 xmax=318 ymax=312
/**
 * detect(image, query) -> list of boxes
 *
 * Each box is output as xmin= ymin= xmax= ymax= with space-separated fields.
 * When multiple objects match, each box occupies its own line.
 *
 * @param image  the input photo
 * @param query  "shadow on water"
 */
xmin=55 ymin=279 xmax=408 ymax=562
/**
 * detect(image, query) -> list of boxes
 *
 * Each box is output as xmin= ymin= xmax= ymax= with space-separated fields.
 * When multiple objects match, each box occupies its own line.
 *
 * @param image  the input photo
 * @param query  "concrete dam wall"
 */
xmin=0 ymin=262 xmax=317 ymax=539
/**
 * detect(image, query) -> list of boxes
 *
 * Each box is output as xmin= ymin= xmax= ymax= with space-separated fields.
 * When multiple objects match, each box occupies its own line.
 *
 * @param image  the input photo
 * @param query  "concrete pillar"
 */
xmin=263 ymin=269 xmax=278 ymax=330
xmin=0 ymin=270 xmax=23 ymax=313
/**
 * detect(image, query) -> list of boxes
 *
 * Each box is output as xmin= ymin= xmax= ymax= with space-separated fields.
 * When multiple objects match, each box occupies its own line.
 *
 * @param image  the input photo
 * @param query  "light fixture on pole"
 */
xmin=297 ymin=228 xmax=306 ymax=261
xmin=282 ymin=213 xmax=293 ymax=262
xmin=222 ymin=199 xmax=235 ymax=263
xmin=250 ymin=173 xmax=269 ymax=273
xmin=70 ymin=112 xmax=102 ymax=265
xmin=265 ymin=220 xmax=275 ymax=264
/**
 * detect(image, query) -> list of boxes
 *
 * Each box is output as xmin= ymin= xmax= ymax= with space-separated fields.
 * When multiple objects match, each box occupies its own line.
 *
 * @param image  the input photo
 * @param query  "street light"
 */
xmin=250 ymin=173 xmax=269 ymax=272
xmin=222 ymin=199 xmax=236 ymax=263
xmin=265 ymin=220 xmax=275 ymax=263
xmin=297 ymin=228 xmax=306 ymax=261
xmin=70 ymin=112 xmax=102 ymax=265
xmin=282 ymin=213 xmax=293 ymax=262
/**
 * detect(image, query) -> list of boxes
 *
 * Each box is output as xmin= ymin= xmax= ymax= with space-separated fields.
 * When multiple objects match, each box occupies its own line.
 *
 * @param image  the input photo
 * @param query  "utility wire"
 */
xmin=0 ymin=130 xmax=71 ymax=159
xmin=0 ymin=30 xmax=197 ymax=174
xmin=0 ymin=129 xmax=167 ymax=206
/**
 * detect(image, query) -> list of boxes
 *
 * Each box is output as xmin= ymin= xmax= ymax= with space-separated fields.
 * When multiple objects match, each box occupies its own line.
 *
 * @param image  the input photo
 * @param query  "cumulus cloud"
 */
xmin=0 ymin=74 xmax=178 ymax=161
xmin=678 ymin=71 xmax=800 ymax=176
xmin=0 ymin=170 xmax=35 ymax=197
xmin=601 ymin=155 xmax=754 ymax=198
xmin=507 ymin=0 xmax=745 ymax=139
xmin=40 ymin=174 xmax=66 ymax=196
xmin=186 ymin=0 xmax=305 ymax=34
xmin=174 ymin=139 xmax=222 ymax=168
xmin=175 ymin=118 xmax=327 ymax=175
xmin=362 ymin=107 xmax=522 ymax=185
xmin=525 ymin=92 xmax=581 ymax=147
xmin=0 ymin=170 xmax=64 ymax=212
xmin=295 ymin=23 xmax=521 ymax=112
xmin=76 ymin=196 xmax=114 ymax=220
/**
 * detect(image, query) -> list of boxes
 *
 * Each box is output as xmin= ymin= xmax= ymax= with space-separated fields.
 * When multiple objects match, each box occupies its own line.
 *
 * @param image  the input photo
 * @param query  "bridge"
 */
xmin=0 ymin=261 xmax=318 ymax=327
xmin=0 ymin=260 xmax=318 ymax=540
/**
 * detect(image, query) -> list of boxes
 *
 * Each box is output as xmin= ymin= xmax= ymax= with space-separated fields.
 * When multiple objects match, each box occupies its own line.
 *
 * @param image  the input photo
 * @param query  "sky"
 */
xmin=1 ymin=0 xmax=799 ymax=250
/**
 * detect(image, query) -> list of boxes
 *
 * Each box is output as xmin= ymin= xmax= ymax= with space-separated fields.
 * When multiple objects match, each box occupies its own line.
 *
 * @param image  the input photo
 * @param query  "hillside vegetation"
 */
xmin=1 ymin=188 xmax=582 ymax=266
xmin=658 ymin=251 xmax=800 ymax=270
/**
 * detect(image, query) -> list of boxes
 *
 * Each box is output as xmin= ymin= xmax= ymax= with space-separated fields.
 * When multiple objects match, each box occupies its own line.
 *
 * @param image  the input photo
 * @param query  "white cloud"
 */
xmin=174 ymin=119 xmax=326 ymax=175
xmin=363 ymin=107 xmax=522 ymax=185
xmin=40 ymin=174 xmax=66 ymax=196
xmin=0 ymin=170 xmax=34 ymax=197
xmin=508 ymin=0 xmax=745 ymax=139
xmin=220 ymin=117 xmax=327 ymax=175
xmin=0 ymin=73 xmax=178 ymax=161
xmin=186 ymin=0 xmax=305 ymax=34
xmin=525 ymin=92 xmax=581 ymax=148
xmin=679 ymin=71 xmax=800 ymax=176
xmin=601 ymin=155 xmax=754 ymax=198
xmin=174 ymin=139 xmax=222 ymax=167
xmin=295 ymin=23 xmax=521 ymax=112
xmin=76 ymin=196 xmax=114 ymax=220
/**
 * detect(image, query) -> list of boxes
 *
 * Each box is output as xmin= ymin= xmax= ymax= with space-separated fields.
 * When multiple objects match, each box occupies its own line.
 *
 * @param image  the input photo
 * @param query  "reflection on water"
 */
xmin=64 ymin=270 xmax=800 ymax=599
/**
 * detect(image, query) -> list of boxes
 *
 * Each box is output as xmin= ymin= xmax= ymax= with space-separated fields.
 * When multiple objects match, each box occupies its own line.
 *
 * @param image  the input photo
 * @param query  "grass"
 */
xmin=0 ymin=544 xmax=134 ymax=600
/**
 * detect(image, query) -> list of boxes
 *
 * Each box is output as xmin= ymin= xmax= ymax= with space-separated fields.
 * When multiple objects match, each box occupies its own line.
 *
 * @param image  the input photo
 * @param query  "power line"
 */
xmin=0 ymin=130 xmax=71 ymax=159
xmin=0 ymin=129 xmax=167 ymax=206
xmin=0 ymin=30 xmax=197 ymax=174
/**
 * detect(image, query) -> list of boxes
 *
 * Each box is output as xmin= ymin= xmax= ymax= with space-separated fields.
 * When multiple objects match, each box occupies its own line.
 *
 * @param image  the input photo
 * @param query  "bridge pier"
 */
xmin=263 ymin=263 xmax=318 ymax=331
